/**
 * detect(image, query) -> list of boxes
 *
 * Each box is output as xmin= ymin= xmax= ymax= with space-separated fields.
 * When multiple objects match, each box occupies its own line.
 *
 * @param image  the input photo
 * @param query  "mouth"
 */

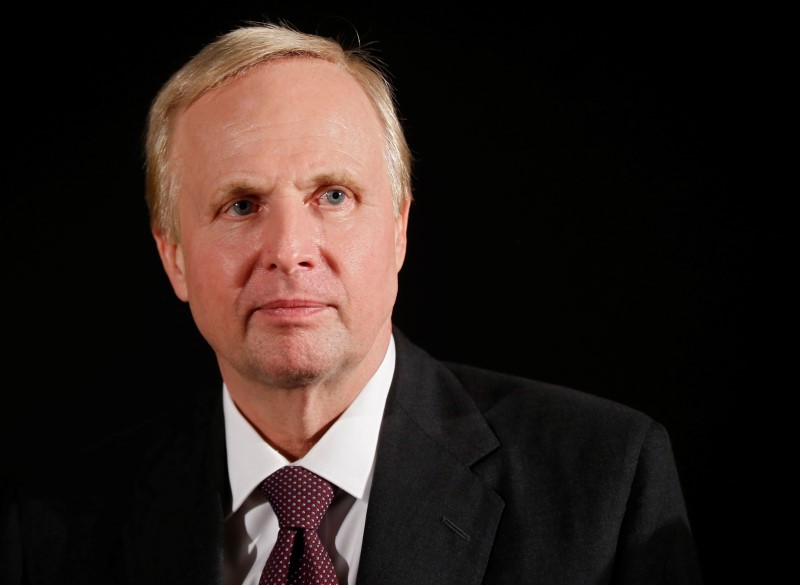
xmin=256 ymin=299 xmax=330 ymax=319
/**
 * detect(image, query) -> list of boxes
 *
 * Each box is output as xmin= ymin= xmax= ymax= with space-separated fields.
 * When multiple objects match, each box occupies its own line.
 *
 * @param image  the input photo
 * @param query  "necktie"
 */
xmin=259 ymin=466 xmax=339 ymax=585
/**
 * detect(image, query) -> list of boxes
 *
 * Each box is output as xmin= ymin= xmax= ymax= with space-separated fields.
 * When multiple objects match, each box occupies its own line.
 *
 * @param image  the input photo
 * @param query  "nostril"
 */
xmin=266 ymin=258 xmax=314 ymax=273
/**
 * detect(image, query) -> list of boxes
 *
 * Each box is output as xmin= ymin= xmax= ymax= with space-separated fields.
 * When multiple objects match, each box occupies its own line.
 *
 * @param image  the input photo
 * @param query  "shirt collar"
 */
xmin=224 ymin=335 xmax=396 ymax=513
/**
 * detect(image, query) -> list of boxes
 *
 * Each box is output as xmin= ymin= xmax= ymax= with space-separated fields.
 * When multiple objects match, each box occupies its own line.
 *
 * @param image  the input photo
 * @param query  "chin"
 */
xmin=252 ymin=348 xmax=337 ymax=388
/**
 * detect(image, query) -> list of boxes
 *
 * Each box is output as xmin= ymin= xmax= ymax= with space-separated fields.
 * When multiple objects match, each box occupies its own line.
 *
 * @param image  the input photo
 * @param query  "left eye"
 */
xmin=321 ymin=190 xmax=347 ymax=205
xmin=230 ymin=200 xmax=256 ymax=216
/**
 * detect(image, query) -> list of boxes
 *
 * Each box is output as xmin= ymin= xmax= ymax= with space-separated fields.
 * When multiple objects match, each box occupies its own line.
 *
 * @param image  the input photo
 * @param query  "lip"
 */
xmin=255 ymin=298 xmax=330 ymax=318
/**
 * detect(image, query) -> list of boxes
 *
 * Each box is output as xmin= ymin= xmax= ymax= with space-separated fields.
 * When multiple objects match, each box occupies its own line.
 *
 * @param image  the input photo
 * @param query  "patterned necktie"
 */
xmin=259 ymin=466 xmax=339 ymax=585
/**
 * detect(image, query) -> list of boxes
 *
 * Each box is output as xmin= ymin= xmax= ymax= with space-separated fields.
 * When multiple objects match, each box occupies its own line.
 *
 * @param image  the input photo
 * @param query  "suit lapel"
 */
xmin=122 ymin=387 xmax=230 ymax=585
xmin=357 ymin=330 xmax=504 ymax=585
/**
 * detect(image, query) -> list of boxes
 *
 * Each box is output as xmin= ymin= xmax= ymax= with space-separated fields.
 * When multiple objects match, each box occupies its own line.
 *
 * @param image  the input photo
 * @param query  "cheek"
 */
xmin=338 ymin=219 xmax=400 ymax=297
xmin=182 ymin=236 xmax=252 ymax=305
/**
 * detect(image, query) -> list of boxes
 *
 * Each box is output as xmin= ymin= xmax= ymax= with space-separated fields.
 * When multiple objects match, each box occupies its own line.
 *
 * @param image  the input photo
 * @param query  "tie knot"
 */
xmin=260 ymin=466 xmax=334 ymax=531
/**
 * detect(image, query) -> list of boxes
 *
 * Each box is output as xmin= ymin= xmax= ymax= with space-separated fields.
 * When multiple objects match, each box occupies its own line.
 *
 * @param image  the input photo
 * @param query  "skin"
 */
xmin=155 ymin=57 xmax=410 ymax=460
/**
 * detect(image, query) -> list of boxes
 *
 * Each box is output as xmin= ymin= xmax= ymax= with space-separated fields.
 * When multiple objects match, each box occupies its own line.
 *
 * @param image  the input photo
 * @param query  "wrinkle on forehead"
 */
xmin=173 ymin=59 xmax=386 ymax=170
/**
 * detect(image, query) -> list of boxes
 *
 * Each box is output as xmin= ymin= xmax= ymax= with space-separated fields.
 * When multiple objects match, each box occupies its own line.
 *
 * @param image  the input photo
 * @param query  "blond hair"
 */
xmin=144 ymin=22 xmax=413 ymax=242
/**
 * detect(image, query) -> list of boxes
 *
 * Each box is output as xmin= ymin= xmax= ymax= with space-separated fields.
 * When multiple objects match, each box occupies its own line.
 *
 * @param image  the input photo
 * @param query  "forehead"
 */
xmin=172 ymin=57 xmax=386 ymax=162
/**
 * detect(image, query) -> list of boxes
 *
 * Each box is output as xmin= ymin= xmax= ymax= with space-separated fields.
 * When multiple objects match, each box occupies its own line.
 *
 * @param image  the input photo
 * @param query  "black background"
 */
xmin=2 ymin=3 xmax=785 ymax=583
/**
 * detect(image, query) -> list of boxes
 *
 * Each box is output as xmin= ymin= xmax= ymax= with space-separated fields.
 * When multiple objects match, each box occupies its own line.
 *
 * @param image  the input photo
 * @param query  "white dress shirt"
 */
xmin=222 ymin=336 xmax=396 ymax=585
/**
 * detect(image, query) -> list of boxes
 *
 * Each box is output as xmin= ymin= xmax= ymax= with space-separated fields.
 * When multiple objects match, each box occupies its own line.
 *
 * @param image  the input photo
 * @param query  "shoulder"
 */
xmin=16 ymin=384 xmax=224 ymax=512
xmin=445 ymin=360 xmax=655 ymax=433
xmin=444 ymin=359 xmax=665 ymax=453
xmin=438 ymin=361 xmax=684 ymax=527
xmin=392 ymin=328 xmax=668 ymax=467
xmin=7 ymin=386 xmax=227 ymax=583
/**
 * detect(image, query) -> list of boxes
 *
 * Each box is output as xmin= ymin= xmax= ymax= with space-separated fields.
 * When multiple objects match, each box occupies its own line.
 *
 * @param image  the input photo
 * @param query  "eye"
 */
xmin=320 ymin=189 xmax=348 ymax=206
xmin=230 ymin=199 xmax=257 ymax=216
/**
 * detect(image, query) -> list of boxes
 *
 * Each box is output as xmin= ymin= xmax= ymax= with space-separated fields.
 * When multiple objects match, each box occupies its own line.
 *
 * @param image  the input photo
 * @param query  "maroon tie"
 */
xmin=258 ymin=466 xmax=339 ymax=585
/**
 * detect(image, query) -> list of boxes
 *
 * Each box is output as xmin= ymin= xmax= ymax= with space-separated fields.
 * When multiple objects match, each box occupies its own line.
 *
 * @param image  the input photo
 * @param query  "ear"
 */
xmin=394 ymin=197 xmax=411 ymax=271
xmin=154 ymin=231 xmax=189 ymax=302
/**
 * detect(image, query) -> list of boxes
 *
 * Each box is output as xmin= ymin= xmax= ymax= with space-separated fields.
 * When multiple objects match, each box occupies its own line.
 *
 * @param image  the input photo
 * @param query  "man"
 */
xmin=2 ymin=22 xmax=704 ymax=584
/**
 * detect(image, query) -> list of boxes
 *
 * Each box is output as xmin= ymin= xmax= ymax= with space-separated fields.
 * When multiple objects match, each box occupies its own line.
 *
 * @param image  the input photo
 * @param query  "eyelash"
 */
xmin=226 ymin=189 xmax=352 ymax=217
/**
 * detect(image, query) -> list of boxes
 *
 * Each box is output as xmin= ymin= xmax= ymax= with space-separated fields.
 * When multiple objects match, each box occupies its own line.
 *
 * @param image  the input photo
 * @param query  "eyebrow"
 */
xmin=307 ymin=171 xmax=366 ymax=194
xmin=216 ymin=171 xmax=367 ymax=199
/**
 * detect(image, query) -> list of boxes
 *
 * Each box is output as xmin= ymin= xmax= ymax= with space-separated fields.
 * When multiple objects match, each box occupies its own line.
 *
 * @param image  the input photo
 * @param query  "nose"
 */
xmin=261 ymin=196 xmax=317 ymax=274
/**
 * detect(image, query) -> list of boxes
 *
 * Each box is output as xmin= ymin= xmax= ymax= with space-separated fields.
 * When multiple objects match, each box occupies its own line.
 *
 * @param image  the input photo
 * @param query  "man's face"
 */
xmin=156 ymin=58 xmax=409 ymax=391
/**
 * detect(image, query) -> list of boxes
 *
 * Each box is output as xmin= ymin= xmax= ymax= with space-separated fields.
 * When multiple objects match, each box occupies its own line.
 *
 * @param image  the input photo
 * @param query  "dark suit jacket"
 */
xmin=2 ymin=327 xmax=703 ymax=584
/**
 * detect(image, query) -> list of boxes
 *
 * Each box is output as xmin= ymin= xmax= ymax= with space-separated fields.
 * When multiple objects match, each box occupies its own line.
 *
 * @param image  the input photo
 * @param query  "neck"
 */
xmin=230 ymin=381 xmax=356 ymax=461
xmin=223 ymin=331 xmax=391 ymax=460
